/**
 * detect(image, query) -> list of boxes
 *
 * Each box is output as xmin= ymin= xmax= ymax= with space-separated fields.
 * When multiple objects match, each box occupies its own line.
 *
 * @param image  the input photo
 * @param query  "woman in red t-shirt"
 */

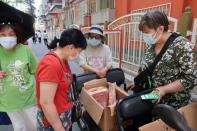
xmin=36 ymin=28 xmax=87 ymax=131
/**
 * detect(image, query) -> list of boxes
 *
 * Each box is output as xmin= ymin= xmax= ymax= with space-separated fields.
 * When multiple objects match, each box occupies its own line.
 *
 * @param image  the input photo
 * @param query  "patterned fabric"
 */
xmin=141 ymin=35 xmax=197 ymax=109
xmin=37 ymin=109 xmax=72 ymax=131
xmin=78 ymin=44 xmax=112 ymax=71
xmin=0 ymin=44 xmax=37 ymax=112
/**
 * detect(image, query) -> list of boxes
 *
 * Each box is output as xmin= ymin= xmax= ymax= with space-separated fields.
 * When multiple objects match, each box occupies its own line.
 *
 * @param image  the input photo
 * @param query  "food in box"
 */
xmin=88 ymin=86 xmax=109 ymax=108
xmin=80 ymin=79 xmax=129 ymax=131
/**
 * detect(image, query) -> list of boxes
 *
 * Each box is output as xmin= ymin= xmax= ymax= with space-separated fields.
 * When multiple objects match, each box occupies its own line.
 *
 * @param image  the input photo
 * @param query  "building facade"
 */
xmin=38 ymin=0 xmax=197 ymax=79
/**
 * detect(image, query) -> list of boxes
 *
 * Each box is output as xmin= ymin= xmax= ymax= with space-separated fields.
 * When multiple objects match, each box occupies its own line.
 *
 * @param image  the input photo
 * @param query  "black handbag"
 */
xmin=71 ymin=74 xmax=83 ymax=122
xmin=133 ymin=33 xmax=181 ymax=93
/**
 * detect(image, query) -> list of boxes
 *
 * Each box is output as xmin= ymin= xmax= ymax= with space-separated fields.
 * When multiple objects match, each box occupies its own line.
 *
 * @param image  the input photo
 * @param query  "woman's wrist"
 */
xmin=105 ymin=65 xmax=111 ymax=71
xmin=155 ymin=87 xmax=166 ymax=97
xmin=94 ymin=68 xmax=99 ymax=73
xmin=104 ymin=66 xmax=108 ymax=71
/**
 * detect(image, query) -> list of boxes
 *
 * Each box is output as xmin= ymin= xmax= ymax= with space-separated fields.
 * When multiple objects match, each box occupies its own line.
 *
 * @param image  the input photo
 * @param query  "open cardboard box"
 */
xmin=80 ymin=78 xmax=128 ymax=131
xmin=139 ymin=102 xmax=197 ymax=131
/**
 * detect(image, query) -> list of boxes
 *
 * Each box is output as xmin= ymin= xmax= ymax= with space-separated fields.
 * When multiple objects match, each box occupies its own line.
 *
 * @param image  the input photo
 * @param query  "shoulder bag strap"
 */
xmin=148 ymin=32 xmax=181 ymax=74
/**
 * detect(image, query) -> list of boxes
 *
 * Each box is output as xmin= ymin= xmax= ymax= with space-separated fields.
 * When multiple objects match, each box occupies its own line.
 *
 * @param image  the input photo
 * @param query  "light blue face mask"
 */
xmin=143 ymin=33 xmax=156 ymax=46
xmin=87 ymin=38 xmax=101 ymax=46
xmin=0 ymin=37 xmax=17 ymax=49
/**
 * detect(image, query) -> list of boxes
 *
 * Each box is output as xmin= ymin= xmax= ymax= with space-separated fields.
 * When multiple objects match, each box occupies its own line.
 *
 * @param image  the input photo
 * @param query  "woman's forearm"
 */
xmin=104 ymin=64 xmax=112 ymax=71
xmin=41 ymin=103 xmax=64 ymax=131
xmin=81 ymin=64 xmax=98 ymax=73
xmin=157 ymin=80 xmax=185 ymax=96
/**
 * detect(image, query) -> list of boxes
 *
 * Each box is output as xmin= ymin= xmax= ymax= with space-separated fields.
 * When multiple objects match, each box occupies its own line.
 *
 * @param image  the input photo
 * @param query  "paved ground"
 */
xmin=0 ymin=125 xmax=13 ymax=131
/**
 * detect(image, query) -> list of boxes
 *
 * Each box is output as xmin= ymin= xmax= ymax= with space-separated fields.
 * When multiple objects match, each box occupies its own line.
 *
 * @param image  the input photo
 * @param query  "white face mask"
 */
xmin=0 ymin=37 xmax=17 ymax=49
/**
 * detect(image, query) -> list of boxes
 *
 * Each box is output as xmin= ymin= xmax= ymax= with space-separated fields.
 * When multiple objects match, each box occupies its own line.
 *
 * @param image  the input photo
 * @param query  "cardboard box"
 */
xmin=80 ymin=78 xmax=128 ymax=131
xmin=139 ymin=102 xmax=197 ymax=131
xmin=139 ymin=119 xmax=174 ymax=131
xmin=178 ymin=102 xmax=197 ymax=131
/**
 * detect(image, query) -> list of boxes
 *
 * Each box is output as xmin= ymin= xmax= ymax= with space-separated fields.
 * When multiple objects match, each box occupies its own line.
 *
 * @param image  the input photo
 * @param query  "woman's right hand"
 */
xmin=0 ymin=71 xmax=6 ymax=78
xmin=96 ymin=70 xmax=106 ymax=78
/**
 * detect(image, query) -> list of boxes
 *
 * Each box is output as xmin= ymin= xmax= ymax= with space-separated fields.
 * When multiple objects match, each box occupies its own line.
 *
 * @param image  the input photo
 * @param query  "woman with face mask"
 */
xmin=36 ymin=28 xmax=87 ymax=131
xmin=0 ymin=2 xmax=38 ymax=131
xmin=130 ymin=11 xmax=197 ymax=131
xmin=0 ymin=24 xmax=38 ymax=131
xmin=78 ymin=25 xmax=113 ymax=78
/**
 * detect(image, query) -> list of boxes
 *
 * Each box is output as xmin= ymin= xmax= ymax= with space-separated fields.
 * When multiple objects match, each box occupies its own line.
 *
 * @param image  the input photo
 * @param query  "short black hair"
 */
xmin=0 ymin=24 xmax=23 ymax=44
xmin=139 ymin=11 xmax=169 ymax=32
xmin=47 ymin=28 xmax=87 ymax=50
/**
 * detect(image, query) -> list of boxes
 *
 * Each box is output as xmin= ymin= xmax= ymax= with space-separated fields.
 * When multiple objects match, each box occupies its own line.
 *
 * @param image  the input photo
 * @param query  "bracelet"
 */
xmin=154 ymin=88 xmax=160 ymax=92
xmin=153 ymin=88 xmax=161 ymax=95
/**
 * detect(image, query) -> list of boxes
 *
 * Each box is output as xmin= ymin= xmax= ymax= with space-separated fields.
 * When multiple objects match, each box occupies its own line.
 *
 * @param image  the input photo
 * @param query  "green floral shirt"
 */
xmin=141 ymin=35 xmax=197 ymax=109
xmin=0 ymin=44 xmax=37 ymax=111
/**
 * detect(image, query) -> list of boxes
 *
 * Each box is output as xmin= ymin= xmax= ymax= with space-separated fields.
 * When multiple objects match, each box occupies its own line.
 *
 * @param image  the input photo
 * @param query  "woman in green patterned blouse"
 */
xmin=138 ymin=11 xmax=197 ymax=108
xmin=130 ymin=10 xmax=197 ymax=131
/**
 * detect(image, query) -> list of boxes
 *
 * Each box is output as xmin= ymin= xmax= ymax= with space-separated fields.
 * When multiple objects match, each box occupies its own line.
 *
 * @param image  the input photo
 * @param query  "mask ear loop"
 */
xmin=153 ymin=28 xmax=162 ymax=44
xmin=57 ymin=42 xmax=59 ymax=48
xmin=153 ymin=29 xmax=159 ymax=39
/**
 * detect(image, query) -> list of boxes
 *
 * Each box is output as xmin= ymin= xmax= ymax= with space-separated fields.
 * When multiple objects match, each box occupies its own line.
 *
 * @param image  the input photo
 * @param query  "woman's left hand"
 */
xmin=153 ymin=87 xmax=166 ymax=104
xmin=0 ymin=71 xmax=6 ymax=78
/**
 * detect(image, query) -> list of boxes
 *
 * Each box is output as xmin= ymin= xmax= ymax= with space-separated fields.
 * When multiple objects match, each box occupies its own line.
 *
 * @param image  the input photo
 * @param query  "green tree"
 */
xmin=1 ymin=0 xmax=35 ymax=16
xmin=24 ymin=0 xmax=35 ymax=16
